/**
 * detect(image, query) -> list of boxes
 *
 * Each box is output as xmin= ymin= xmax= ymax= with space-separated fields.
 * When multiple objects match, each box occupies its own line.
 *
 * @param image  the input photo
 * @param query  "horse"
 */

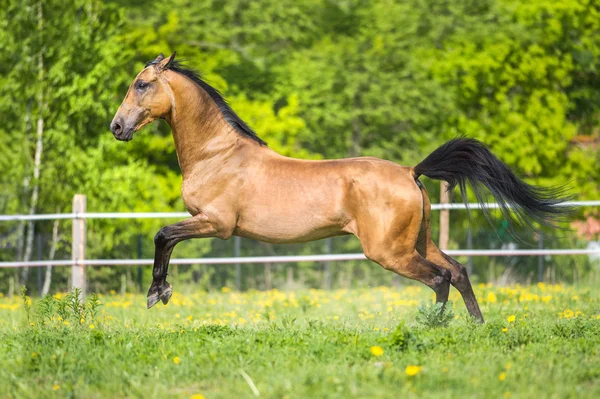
xmin=110 ymin=53 xmax=570 ymax=323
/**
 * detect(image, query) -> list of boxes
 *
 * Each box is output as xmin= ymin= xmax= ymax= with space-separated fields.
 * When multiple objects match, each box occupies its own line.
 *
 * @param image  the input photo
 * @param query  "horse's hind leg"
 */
xmin=372 ymin=250 xmax=452 ymax=303
xmin=416 ymin=185 xmax=484 ymax=322
xmin=357 ymin=213 xmax=452 ymax=303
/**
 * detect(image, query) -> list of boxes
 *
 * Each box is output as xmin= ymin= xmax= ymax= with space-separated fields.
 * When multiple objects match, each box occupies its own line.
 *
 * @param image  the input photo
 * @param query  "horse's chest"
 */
xmin=180 ymin=175 xmax=233 ymax=216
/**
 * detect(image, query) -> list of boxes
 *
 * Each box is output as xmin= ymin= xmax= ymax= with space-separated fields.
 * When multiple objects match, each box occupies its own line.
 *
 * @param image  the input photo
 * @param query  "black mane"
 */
xmin=146 ymin=59 xmax=267 ymax=146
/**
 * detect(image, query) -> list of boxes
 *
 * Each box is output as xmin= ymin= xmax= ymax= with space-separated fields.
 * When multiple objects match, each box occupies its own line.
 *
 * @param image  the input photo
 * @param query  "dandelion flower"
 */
xmin=370 ymin=346 xmax=384 ymax=357
xmin=561 ymin=309 xmax=574 ymax=319
xmin=499 ymin=372 xmax=507 ymax=381
xmin=405 ymin=365 xmax=423 ymax=376
xmin=502 ymin=327 xmax=508 ymax=333
xmin=189 ymin=395 xmax=205 ymax=399
xmin=53 ymin=385 xmax=60 ymax=391
xmin=173 ymin=356 xmax=181 ymax=365
xmin=507 ymin=315 xmax=516 ymax=323
xmin=89 ymin=324 xmax=95 ymax=329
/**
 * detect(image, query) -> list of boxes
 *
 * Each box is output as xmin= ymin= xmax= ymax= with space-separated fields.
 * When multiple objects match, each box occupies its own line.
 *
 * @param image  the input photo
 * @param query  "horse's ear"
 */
xmin=156 ymin=52 xmax=176 ymax=71
xmin=154 ymin=53 xmax=165 ymax=63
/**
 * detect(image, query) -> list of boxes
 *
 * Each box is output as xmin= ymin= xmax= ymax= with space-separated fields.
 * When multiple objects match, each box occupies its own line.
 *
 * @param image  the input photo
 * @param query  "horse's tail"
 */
xmin=413 ymin=137 xmax=572 ymax=230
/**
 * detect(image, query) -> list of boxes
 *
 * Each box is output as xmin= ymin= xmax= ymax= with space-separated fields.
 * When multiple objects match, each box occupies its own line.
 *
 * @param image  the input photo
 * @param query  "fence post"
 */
xmin=439 ymin=182 xmax=450 ymax=250
xmin=72 ymin=194 xmax=86 ymax=296
xmin=467 ymin=226 xmax=473 ymax=276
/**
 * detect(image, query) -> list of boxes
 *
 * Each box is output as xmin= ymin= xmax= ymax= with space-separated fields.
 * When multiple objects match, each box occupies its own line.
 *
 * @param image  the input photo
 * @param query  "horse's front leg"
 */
xmin=147 ymin=213 xmax=220 ymax=308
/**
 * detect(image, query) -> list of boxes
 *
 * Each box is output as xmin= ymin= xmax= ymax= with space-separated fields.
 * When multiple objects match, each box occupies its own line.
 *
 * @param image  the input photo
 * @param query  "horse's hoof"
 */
xmin=147 ymin=291 xmax=160 ymax=309
xmin=160 ymin=284 xmax=173 ymax=305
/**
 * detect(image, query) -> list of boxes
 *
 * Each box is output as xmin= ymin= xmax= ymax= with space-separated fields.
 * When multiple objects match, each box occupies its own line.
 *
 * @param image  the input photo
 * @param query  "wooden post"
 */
xmin=71 ymin=194 xmax=86 ymax=296
xmin=439 ymin=181 xmax=450 ymax=250
xmin=467 ymin=225 xmax=473 ymax=275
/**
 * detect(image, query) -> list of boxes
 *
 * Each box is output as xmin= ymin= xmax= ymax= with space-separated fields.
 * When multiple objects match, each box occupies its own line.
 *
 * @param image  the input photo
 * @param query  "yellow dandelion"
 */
xmin=189 ymin=395 xmax=205 ymax=399
xmin=502 ymin=327 xmax=508 ymax=333
xmin=173 ymin=356 xmax=181 ymax=365
xmin=187 ymin=315 xmax=193 ymax=321
xmin=499 ymin=372 xmax=507 ymax=381
xmin=53 ymin=385 xmax=60 ymax=391
xmin=561 ymin=309 xmax=574 ymax=319
xmin=507 ymin=315 xmax=516 ymax=323
xmin=89 ymin=324 xmax=95 ymax=329
xmin=405 ymin=365 xmax=423 ymax=376
xmin=370 ymin=346 xmax=384 ymax=357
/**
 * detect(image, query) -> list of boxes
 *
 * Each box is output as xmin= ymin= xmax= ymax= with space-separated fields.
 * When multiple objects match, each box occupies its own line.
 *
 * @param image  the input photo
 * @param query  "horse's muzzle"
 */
xmin=110 ymin=118 xmax=134 ymax=142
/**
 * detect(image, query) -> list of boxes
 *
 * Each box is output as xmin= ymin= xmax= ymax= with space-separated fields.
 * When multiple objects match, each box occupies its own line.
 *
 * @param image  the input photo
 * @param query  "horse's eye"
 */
xmin=136 ymin=80 xmax=149 ymax=90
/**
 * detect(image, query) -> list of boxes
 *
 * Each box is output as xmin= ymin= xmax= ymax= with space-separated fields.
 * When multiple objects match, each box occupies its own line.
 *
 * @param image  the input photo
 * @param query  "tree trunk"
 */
xmin=41 ymin=218 xmax=60 ymax=296
xmin=350 ymin=117 xmax=362 ymax=157
xmin=21 ymin=1 xmax=45 ymax=284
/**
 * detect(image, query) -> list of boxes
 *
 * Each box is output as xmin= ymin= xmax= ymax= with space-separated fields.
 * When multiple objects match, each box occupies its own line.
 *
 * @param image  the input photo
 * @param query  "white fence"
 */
xmin=1 ymin=196 xmax=599 ymax=291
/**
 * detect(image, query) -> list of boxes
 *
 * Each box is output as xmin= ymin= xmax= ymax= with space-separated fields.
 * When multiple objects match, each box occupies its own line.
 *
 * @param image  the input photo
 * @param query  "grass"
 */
xmin=0 ymin=283 xmax=599 ymax=398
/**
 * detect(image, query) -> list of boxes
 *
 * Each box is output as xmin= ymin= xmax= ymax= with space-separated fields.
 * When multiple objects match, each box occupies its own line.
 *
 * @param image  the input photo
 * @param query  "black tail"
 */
xmin=413 ymin=138 xmax=572 ymax=230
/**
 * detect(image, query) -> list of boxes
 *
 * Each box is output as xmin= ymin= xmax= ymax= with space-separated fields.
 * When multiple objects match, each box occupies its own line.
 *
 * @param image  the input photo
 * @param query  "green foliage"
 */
xmin=389 ymin=320 xmax=412 ymax=351
xmin=20 ymin=286 xmax=31 ymax=324
xmin=415 ymin=300 xmax=455 ymax=329
xmin=1 ymin=0 xmax=600 ymax=293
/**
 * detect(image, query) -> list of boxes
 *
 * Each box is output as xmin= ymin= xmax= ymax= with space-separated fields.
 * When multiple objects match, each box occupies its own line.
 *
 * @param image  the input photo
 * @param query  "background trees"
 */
xmin=0 ymin=0 xmax=598 ymax=293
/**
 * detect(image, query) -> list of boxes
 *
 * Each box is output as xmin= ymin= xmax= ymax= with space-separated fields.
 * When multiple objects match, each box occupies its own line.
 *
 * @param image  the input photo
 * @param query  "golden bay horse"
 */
xmin=111 ymin=53 xmax=570 ymax=322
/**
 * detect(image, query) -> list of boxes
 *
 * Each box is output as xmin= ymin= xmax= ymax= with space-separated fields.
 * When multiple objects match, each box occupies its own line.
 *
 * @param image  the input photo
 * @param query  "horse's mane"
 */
xmin=146 ymin=59 xmax=267 ymax=146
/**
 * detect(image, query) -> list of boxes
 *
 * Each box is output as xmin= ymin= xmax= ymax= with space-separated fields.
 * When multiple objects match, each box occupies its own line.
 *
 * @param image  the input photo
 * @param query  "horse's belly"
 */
xmin=234 ymin=204 xmax=347 ymax=243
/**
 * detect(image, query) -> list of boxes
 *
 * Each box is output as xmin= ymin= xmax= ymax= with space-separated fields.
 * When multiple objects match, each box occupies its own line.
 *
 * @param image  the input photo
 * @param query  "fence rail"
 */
xmin=1 ymin=248 xmax=600 ymax=269
xmin=1 ymin=200 xmax=599 ymax=221
xmin=1 ymin=196 xmax=599 ymax=292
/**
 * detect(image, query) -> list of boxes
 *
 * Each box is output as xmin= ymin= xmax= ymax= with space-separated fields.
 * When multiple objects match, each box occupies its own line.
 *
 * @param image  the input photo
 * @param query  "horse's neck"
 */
xmin=167 ymin=85 xmax=246 ymax=177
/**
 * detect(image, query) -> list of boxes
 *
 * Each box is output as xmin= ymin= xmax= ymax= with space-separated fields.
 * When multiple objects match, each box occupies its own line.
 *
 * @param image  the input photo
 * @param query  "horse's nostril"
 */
xmin=112 ymin=122 xmax=123 ymax=135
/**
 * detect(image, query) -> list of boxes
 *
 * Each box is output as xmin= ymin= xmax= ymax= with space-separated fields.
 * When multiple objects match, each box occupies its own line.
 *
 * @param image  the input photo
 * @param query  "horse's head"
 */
xmin=110 ymin=52 xmax=176 ymax=141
